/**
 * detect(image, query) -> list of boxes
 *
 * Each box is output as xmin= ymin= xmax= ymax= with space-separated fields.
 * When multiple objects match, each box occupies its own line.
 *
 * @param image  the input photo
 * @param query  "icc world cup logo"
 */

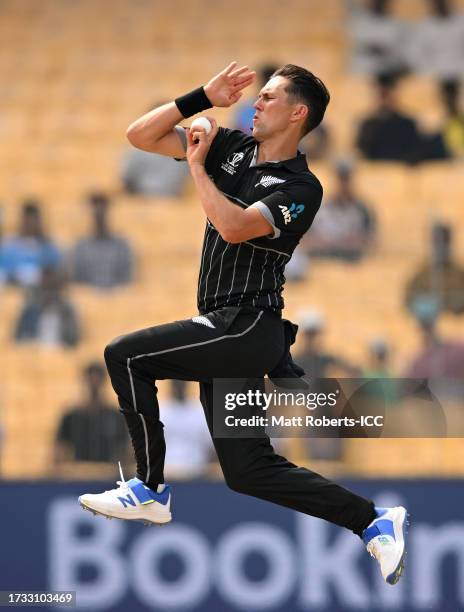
xmin=227 ymin=152 xmax=244 ymax=168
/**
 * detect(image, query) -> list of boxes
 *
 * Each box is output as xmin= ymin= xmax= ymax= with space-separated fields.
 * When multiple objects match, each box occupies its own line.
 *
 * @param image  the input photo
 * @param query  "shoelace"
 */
xmin=367 ymin=541 xmax=379 ymax=561
xmin=104 ymin=461 xmax=129 ymax=496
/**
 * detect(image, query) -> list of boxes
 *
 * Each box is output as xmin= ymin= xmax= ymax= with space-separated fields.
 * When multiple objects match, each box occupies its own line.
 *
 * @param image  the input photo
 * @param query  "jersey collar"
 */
xmin=249 ymin=145 xmax=308 ymax=173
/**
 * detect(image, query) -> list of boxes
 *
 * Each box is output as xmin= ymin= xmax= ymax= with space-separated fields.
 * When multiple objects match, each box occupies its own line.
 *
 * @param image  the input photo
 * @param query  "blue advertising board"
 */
xmin=0 ymin=480 xmax=463 ymax=611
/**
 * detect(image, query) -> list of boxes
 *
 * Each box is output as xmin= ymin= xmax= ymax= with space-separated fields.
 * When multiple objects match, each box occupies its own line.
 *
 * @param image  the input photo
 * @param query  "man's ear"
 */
xmin=291 ymin=103 xmax=309 ymax=124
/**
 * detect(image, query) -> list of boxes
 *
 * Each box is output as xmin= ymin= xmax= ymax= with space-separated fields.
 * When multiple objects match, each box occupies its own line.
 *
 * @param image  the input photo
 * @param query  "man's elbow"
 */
xmin=126 ymin=124 xmax=144 ymax=148
xmin=220 ymin=229 xmax=244 ymax=244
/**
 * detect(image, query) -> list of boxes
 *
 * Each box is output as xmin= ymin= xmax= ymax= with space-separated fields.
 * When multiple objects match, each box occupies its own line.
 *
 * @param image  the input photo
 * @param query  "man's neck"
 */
xmin=256 ymin=135 xmax=299 ymax=165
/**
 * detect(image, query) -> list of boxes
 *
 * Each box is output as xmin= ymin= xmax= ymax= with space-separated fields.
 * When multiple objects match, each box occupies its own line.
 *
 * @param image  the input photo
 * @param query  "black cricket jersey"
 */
xmin=176 ymin=126 xmax=323 ymax=314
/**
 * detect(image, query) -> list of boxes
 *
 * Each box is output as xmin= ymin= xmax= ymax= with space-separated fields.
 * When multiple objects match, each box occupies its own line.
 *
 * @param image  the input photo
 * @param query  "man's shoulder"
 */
xmin=215 ymin=127 xmax=255 ymax=150
xmin=286 ymin=167 xmax=324 ymax=200
xmin=206 ymin=127 xmax=255 ymax=174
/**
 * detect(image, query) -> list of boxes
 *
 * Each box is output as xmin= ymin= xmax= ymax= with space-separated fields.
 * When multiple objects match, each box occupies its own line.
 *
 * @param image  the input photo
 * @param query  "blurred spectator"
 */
xmin=70 ymin=192 xmax=134 ymax=290
xmin=54 ymin=362 xmax=129 ymax=464
xmin=14 ymin=266 xmax=80 ymax=348
xmin=122 ymin=147 xmax=190 ymax=197
xmin=284 ymin=245 xmax=310 ymax=282
xmin=401 ymin=297 xmax=464 ymax=426
xmin=161 ymin=379 xmax=214 ymax=479
xmin=122 ymin=102 xmax=190 ymax=196
xmin=364 ymin=338 xmax=392 ymax=378
xmin=356 ymin=72 xmax=422 ymax=162
xmin=299 ymin=123 xmax=330 ymax=161
xmin=304 ymin=159 xmax=376 ymax=262
xmin=406 ymin=0 xmax=464 ymax=79
xmin=440 ymin=79 xmax=464 ymax=158
xmin=405 ymin=222 xmax=464 ymax=316
xmin=296 ymin=310 xmax=353 ymax=461
xmin=296 ymin=310 xmax=360 ymax=377
xmin=404 ymin=297 xmax=464 ymax=399
xmin=348 ymin=0 xmax=408 ymax=76
xmin=362 ymin=338 xmax=398 ymax=405
xmin=0 ymin=200 xmax=62 ymax=287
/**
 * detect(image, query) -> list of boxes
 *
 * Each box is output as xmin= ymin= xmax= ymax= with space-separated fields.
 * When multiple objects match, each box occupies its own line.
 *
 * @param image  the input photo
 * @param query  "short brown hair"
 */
xmin=272 ymin=64 xmax=330 ymax=135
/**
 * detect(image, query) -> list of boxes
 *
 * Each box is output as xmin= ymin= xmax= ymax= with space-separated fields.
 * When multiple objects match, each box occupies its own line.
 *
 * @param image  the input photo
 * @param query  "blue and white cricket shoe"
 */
xmin=78 ymin=463 xmax=171 ymax=526
xmin=362 ymin=506 xmax=408 ymax=585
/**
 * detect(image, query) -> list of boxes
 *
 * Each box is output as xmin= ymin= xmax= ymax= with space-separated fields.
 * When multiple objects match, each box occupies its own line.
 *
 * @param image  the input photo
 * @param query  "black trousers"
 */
xmin=104 ymin=306 xmax=376 ymax=536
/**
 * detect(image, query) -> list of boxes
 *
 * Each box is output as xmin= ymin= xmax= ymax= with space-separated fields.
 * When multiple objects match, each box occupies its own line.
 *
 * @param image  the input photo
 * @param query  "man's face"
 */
xmin=252 ymin=76 xmax=300 ymax=141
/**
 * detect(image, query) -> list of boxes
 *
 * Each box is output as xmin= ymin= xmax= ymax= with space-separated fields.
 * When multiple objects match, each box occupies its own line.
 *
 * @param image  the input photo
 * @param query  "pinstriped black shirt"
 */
xmin=177 ymin=127 xmax=323 ymax=314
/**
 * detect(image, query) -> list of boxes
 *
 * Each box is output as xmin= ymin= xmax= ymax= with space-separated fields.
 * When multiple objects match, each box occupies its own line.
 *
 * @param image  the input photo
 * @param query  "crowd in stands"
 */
xmin=15 ymin=266 xmax=81 ymax=348
xmin=2 ymin=8 xmax=464 ymax=476
xmin=159 ymin=380 xmax=215 ymax=479
xmin=405 ymin=222 xmax=464 ymax=317
xmin=303 ymin=159 xmax=375 ymax=262
xmin=54 ymin=362 xmax=130 ymax=466
xmin=0 ymin=193 xmax=135 ymax=350
xmin=356 ymin=71 xmax=463 ymax=163
xmin=53 ymin=367 xmax=214 ymax=478
xmin=71 ymin=192 xmax=134 ymax=290
xmin=350 ymin=0 xmax=464 ymax=163
xmin=349 ymin=0 xmax=464 ymax=80
xmin=0 ymin=201 xmax=62 ymax=288
xmin=121 ymin=102 xmax=190 ymax=197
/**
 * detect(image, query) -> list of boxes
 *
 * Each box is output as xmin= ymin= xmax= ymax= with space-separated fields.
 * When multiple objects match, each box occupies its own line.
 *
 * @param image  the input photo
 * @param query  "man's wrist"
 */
xmin=189 ymin=162 xmax=206 ymax=174
xmin=175 ymin=87 xmax=213 ymax=119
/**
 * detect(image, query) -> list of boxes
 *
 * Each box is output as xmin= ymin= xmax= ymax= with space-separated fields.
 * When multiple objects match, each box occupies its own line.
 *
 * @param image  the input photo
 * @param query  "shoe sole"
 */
xmin=79 ymin=498 xmax=172 ymax=527
xmin=386 ymin=506 xmax=409 ymax=585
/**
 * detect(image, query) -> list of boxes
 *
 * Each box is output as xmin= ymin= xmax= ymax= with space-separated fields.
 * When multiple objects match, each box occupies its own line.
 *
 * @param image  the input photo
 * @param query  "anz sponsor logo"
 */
xmin=279 ymin=202 xmax=305 ymax=224
xmin=221 ymin=151 xmax=245 ymax=175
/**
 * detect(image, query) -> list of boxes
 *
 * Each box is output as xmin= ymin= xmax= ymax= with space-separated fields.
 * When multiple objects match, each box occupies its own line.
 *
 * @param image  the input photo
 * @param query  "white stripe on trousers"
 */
xmin=127 ymin=358 xmax=152 ymax=483
xmin=126 ymin=310 xmax=264 ymax=484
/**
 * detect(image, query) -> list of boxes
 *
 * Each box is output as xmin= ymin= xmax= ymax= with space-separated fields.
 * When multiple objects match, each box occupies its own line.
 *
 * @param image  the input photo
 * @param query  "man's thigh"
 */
xmin=113 ymin=307 xmax=284 ymax=382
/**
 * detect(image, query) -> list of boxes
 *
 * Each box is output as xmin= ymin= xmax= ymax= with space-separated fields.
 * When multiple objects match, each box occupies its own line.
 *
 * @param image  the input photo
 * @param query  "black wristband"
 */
xmin=175 ymin=86 xmax=213 ymax=119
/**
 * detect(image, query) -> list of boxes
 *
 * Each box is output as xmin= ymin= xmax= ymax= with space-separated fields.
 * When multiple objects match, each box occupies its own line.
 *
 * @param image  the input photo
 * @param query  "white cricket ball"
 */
xmin=190 ymin=116 xmax=212 ymax=135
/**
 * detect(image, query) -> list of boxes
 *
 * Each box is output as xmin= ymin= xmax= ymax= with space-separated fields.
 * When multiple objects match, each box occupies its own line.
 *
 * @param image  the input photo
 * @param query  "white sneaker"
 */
xmin=78 ymin=463 xmax=172 ymax=526
xmin=362 ymin=506 xmax=408 ymax=585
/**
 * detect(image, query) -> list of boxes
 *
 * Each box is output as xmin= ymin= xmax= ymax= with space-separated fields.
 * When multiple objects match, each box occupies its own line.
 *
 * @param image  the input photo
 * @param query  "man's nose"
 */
xmin=253 ymin=99 xmax=262 ymax=111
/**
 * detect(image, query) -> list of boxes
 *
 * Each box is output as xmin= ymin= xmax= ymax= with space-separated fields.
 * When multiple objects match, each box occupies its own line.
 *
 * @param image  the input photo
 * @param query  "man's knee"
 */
xmin=104 ymin=334 xmax=130 ymax=366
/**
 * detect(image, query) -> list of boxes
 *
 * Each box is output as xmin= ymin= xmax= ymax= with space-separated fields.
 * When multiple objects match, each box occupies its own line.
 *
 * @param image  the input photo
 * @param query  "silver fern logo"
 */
xmin=255 ymin=175 xmax=286 ymax=188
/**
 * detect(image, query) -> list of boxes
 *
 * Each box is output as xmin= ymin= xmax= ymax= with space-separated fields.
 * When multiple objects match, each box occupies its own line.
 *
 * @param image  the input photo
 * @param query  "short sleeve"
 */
xmin=174 ymin=126 xmax=233 ymax=167
xmin=173 ymin=126 xmax=188 ymax=161
xmin=204 ymin=127 xmax=235 ymax=175
xmin=249 ymin=181 xmax=322 ymax=239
